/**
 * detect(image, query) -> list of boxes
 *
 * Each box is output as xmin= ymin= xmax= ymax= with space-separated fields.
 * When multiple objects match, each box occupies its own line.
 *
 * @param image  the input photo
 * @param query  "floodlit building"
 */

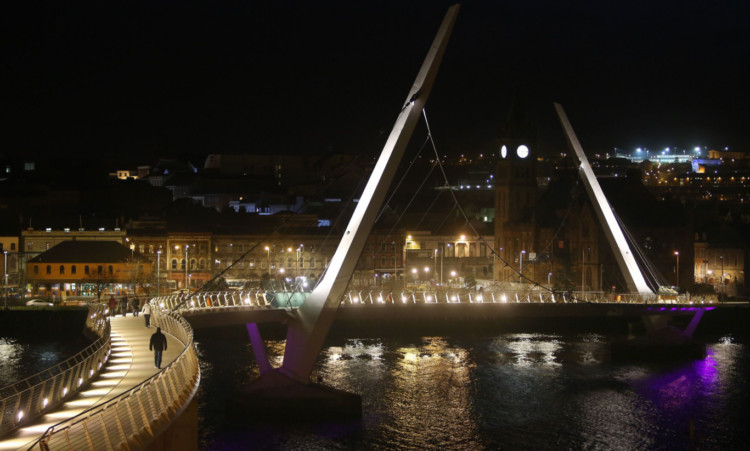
xmin=25 ymin=240 xmax=152 ymax=299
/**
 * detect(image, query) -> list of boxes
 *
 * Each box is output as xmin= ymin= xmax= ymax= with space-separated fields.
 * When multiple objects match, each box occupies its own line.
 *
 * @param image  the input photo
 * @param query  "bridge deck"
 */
xmin=0 ymin=314 xmax=182 ymax=450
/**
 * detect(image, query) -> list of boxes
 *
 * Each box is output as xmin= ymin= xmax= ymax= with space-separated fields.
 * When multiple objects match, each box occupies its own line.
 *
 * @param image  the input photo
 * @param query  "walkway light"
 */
xmin=42 ymin=398 xmax=48 ymax=408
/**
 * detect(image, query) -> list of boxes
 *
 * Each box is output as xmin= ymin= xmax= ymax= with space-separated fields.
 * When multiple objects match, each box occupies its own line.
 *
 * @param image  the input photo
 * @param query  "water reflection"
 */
xmin=0 ymin=337 xmax=87 ymax=387
xmin=195 ymin=332 xmax=750 ymax=450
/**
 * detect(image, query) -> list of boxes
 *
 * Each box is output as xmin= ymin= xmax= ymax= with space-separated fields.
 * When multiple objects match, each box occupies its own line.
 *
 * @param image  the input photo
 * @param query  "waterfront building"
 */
xmin=25 ymin=240 xmax=152 ymax=298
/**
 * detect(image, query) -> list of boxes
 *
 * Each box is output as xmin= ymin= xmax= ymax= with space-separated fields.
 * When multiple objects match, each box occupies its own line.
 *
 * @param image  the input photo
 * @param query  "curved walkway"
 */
xmin=0 ymin=314 xmax=182 ymax=450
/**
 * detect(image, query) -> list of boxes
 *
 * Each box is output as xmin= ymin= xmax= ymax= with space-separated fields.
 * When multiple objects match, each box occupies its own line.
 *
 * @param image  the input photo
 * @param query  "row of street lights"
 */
xmin=264 ymin=245 xmax=305 ymax=277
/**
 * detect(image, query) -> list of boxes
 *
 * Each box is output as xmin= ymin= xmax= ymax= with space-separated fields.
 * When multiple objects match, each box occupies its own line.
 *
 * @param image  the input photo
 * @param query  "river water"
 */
xmin=0 ymin=336 xmax=90 ymax=388
xmin=195 ymin=328 xmax=750 ymax=450
xmin=2 ymin=319 xmax=748 ymax=450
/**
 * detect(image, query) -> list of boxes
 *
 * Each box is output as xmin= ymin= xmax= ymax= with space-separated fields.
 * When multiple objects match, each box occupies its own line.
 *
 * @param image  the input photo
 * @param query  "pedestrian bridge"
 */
xmin=0 ymin=291 xmax=724 ymax=450
xmin=157 ymin=289 xmax=716 ymax=329
xmin=0 ymin=304 xmax=199 ymax=451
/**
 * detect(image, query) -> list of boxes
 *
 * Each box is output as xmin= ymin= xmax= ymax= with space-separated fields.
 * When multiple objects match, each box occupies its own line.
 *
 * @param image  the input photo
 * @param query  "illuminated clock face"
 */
xmin=516 ymin=145 xmax=529 ymax=159
xmin=500 ymin=145 xmax=507 ymax=159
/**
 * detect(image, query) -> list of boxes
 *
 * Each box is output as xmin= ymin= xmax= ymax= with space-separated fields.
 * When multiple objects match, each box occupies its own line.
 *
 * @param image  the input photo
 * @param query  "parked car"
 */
xmin=26 ymin=299 xmax=54 ymax=307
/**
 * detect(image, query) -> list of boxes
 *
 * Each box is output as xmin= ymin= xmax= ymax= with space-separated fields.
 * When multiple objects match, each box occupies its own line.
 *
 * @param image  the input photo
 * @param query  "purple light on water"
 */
xmin=640 ymin=349 xmax=721 ymax=412
xmin=705 ymin=307 xmax=716 ymax=311
xmin=680 ymin=307 xmax=687 ymax=311
xmin=659 ymin=307 xmax=666 ymax=311
xmin=670 ymin=307 xmax=677 ymax=311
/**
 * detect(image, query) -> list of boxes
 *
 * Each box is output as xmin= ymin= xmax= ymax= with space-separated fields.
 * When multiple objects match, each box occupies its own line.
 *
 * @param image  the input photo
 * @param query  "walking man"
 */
xmin=149 ymin=327 xmax=167 ymax=369
xmin=108 ymin=296 xmax=116 ymax=317
xmin=142 ymin=301 xmax=152 ymax=327
xmin=131 ymin=298 xmax=140 ymax=317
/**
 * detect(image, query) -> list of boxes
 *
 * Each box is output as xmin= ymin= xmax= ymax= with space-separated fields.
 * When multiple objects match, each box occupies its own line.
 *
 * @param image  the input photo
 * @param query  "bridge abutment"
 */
xmin=612 ymin=309 xmax=708 ymax=361
xmin=233 ymin=369 xmax=362 ymax=420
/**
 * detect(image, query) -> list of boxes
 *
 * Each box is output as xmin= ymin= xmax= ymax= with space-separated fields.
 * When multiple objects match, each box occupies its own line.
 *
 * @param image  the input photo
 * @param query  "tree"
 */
xmin=83 ymin=270 xmax=117 ymax=300
xmin=464 ymin=274 xmax=477 ymax=289
xmin=204 ymin=277 xmax=229 ymax=292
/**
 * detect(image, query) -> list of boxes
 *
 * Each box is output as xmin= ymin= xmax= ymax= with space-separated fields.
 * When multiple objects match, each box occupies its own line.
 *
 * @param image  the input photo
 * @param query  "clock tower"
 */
xmin=495 ymin=98 xmax=537 ymax=224
xmin=494 ymin=97 xmax=538 ymax=281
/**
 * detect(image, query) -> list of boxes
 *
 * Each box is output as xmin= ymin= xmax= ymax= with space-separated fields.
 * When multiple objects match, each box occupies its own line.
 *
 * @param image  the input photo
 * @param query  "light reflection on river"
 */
xmin=0 ymin=337 xmax=89 ymax=387
xmin=195 ymin=333 xmax=750 ymax=450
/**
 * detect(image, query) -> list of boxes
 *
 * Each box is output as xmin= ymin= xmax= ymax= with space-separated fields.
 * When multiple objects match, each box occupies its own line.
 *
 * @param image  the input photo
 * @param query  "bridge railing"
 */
xmin=28 ymin=305 xmax=200 ymax=451
xmin=152 ymin=289 xmax=708 ymax=313
xmin=0 ymin=304 xmax=111 ymax=437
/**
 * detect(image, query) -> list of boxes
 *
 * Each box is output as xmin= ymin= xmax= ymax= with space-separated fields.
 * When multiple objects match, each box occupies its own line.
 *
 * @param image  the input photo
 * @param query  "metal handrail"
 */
xmin=28 ymin=306 xmax=200 ymax=450
xmin=151 ymin=290 xmax=709 ymax=312
xmin=0 ymin=304 xmax=111 ymax=437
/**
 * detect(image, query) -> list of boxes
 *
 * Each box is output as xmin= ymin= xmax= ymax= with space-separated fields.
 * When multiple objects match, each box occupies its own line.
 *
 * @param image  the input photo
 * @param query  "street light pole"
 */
xmin=265 ymin=246 xmax=270 ymax=272
xmin=156 ymin=250 xmax=161 ymax=297
xmin=392 ymin=241 xmax=397 ymax=284
xmin=434 ymin=249 xmax=438 ymax=285
xmin=184 ymin=245 xmax=189 ymax=291
xmin=519 ymin=250 xmax=526 ymax=283
xmin=674 ymin=250 xmax=680 ymax=288
xmin=440 ymin=246 xmax=444 ymax=286
xmin=3 ymin=251 xmax=7 ymax=309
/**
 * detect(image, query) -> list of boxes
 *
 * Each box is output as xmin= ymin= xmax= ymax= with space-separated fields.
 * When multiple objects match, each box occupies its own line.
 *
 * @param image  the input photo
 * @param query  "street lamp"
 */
xmin=184 ymin=245 xmax=189 ymax=291
xmin=412 ymin=267 xmax=418 ymax=285
xmin=434 ymin=249 xmax=438 ymax=284
xmin=720 ymin=255 xmax=724 ymax=286
xmin=519 ymin=250 xmax=526 ymax=283
xmin=548 ymin=272 xmax=552 ymax=286
xmin=3 ymin=251 xmax=7 ymax=309
xmin=156 ymin=250 xmax=161 ymax=297
xmin=439 ymin=246 xmax=444 ymax=286
xmin=265 ymin=246 xmax=270 ymax=271
xmin=674 ymin=251 xmax=680 ymax=288
xmin=296 ymin=245 xmax=302 ymax=279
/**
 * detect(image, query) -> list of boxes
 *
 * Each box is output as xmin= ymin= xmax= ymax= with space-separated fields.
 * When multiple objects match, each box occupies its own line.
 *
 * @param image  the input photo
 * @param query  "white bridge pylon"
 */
xmin=554 ymin=103 xmax=654 ymax=296
xmin=265 ymin=5 xmax=462 ymax=384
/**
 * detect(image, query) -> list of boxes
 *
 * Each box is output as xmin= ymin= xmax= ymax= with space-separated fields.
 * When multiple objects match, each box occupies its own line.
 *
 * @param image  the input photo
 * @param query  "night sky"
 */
xmin=5 ymin=0 xmax=748 ymax=166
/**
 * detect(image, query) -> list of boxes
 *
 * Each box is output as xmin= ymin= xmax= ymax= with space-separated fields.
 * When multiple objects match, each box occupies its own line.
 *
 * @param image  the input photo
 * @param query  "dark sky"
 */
xmin=5 ymin=0 xmax=749 ymax=165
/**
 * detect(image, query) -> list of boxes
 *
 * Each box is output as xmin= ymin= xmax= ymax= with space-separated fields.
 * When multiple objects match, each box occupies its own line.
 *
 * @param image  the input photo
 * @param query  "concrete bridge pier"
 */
xmin=236 ymin=322 xmax=361 ymax=420
xmin=612 ymin=307 xmax=708 ymax=360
